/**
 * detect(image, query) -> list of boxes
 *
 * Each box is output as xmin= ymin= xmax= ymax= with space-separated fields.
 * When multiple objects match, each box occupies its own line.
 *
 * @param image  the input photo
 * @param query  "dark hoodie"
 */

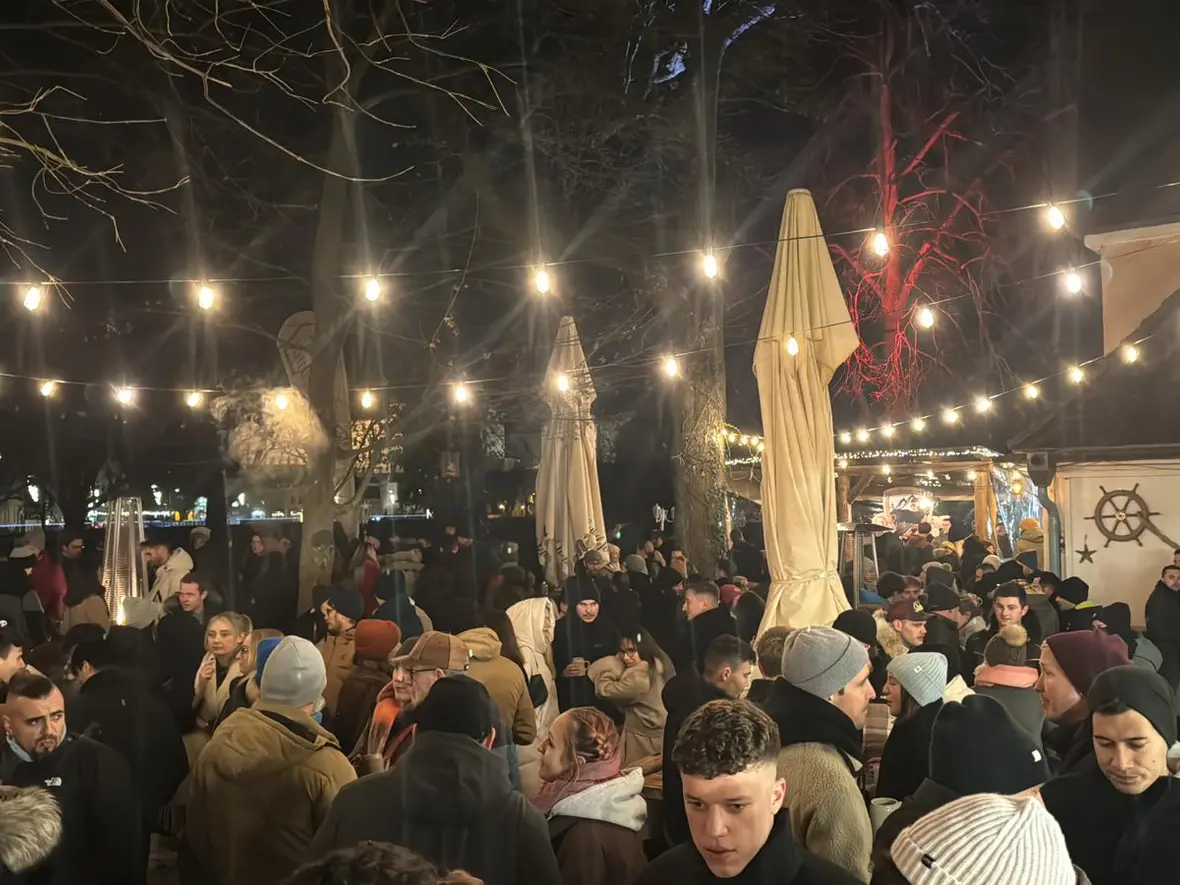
xmin=0 ymin=786 xmax=62 ymax=885
xmin=660 ymin=674 xmax=730 ymax=846
xmin=637 ymin=811 xmax=861 ymax=885
xmin=308 ymin=730 xmax=560 ymax=885
xmin=554 ymin=582 xmax=621 ymax=714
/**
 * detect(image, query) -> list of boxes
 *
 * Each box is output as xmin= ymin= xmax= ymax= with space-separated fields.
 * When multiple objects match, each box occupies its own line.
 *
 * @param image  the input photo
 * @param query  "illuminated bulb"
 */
xmin=186 ymin=391 xmax=204 ymax=408
xmin=911 ymin=417 xmax=926 ymax=432
xmin=1045 ymin=204 xmax=1066 ymax=231
xmin=362 ymin=277 xmax=382 ymax=303
xmin=973 ymin=395 xmax=992 ymax=413
xmin=727 ymin=431 xmax=737 ymax=443
xmin=926 ymin=470 xmax=936 ymax=479
xmin=739 ymin=435 xmax=749 ymax=446
xmin=917 ymin=306 xmax=935 ymax=329
xmin=452 ymin=382 xmax=470 ymax=404
xmin=881 ymin=464 xmax=892 ymax=476
xmin=533 ymin=267 xmax=551 ymax=294
xmin=555 ymin=374 xmax=570 ymax=393
xmin=39 ymin=380 xmax=57 ymax=397
xmin=918 ymin=497 xmax=932 ymax=511
xmin=941 ymin=408 xmax=959 ymax=425
xmin=662 ymin=356 xmax=680 ymax=378
xmin=1011 ymin=478 xmax=1026 ymax=496
xmin=1062 ymin=269 xmax=1082 ymax=294
xmin=114 ymin=387 xmax=134 ymax=405
xmin=23 ymin=286 xmax=43 ymax=312
xmin=871 ymin=230 xmax=889 ymax=257
xmin=880 ymin=425 xmax=895 ymax=439
xmin=1068 ymin=366 xmax=1085 ymax=384
xmin=837 ymin=458 xmax=849 ymax=469
xmin=785 ymin=335 xmax=799 ymax=356
xmin=275 ymin=393 xmax=290 ymax=410
xmin=1023 ymin=384 xmax=1039 ymax=400
xmin=1122 ymin=344 xmax=1139 ymax=364
xmin=839 ymin=431 xmax=852 ymax=445
xmin=197 ymin=285 xmax=216 ymax=311
xmin=360 ymin=390 xmax=375 ymax=410
xmin=966 ymin=469 xmax=978 ymax=481
xmin=855 ymin=428 xmax=870 ymax=443
xmin=701 ymin=252 xmax=719 ymax=279
xmin=756 ymin=440 xmax=765 ymax=452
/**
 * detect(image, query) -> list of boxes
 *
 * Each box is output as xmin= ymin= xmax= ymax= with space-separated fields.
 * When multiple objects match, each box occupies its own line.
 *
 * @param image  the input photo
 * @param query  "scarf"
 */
xmin=363 ymin=678 xmax=406 ymax=768
xmin=533 ymin=754 xmax=622 ymax=815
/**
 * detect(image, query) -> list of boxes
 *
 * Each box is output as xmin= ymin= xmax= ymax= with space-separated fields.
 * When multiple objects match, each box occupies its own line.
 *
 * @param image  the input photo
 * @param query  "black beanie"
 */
xmin=877 ymin=571 xmax=907 ymax=598
xmin=1088 ymin=665 xmax=1177 ymax=746
xmin=1057 ymin=576 xmax=1090 ymax=606
xmin=833 ymin=609 xmax=877 ymax=647
xmin=930 ymin=695 xmax=1049 ymax=796
xmin=564 ymin=575 xmax=601 ymax=607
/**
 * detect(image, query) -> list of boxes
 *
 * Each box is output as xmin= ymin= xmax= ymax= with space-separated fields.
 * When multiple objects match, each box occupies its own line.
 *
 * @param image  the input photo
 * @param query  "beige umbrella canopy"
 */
xmin=755 ymin=189 xmax=861 ymax=631
xmin=535 ymin=316 xmax=607 ymax=587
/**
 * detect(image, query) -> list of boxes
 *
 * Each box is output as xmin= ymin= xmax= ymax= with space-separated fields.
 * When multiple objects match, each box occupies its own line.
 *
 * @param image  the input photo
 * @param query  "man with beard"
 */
xmin=0 ymin=672 xmax=141 ymax=885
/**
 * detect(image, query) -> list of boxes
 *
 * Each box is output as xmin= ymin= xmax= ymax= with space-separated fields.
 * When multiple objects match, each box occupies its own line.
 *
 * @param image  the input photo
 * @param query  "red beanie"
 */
xmin=1044 ymin=629 xmax=1130 ymax=695
xmin=355 ymin=619 xmax=402 ymax=663
xmin=720 ymin=584 xmax=743 ymax=608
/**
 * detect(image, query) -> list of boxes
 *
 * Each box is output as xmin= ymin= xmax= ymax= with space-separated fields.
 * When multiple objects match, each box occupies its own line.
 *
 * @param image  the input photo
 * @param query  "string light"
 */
xmin=196 ymin=284 xmax=216 ymax=311
xmin=23 ymin=286 xmax=43 ymax=312
xmin=966 ymin=469 xmax=978 ymax=481
xmin=880 ymin=425 xmax=895 ymax=439
xmin=532 ymin=267 xmax=551 ymax=294
xmin=185 ymin=391 xmax=204 ymax=408
xmin=870 ymin=230 xmax=889 ymax=256
xmin=916 ymin=305 xmax=936 ymax=329
xmin=911 ymin=417 xmax=926 ymax=432
xmin=662 ymin=356 xmax=680 ymax=378
xmin=839 ymin=431 xmax=852 ymax=445
xmin=941 ymin=407 xmax=959 ymax=425
xmin=363 ymin=277 xmax=382 ymax=302
xmin=881 ymin=464 xmax=892 ymax=476
xmin=739 ymin=435 xmax=749 ymax=446
xmin=1061 ymin=269 xmax=1082 ymax=294
xmin=785 ymin=335 xmax=799 ymax=356
xmin=727 ymin=431 xmax=738 ymax=443
xmin=1044 ymin=204 xmax=1066 ymax=231
xmin=855 ymin=428 xmax=870 ymax=443
xmin=39 ymin=380 xmax=57 ymax=397
xmin=1068 ymin=365 xmax=1085 ymax=384
xmin=114 ymin=387 xmax=135 ymax=405
xmin=360 ymin=390 xmax=375 ymax=410
xmin=274 ymin=393 xmax=290 ymax=410
xmin=837 ymin=458 xmax=849 ymax=469
xmin=1023 ymin=383 xmax=1039 ymax=400
xmin=555 ymin=374 xmax=570 ymax=392
xmin=701 ymin=252 xmax=719 ymax=279
xmin=973 ymin=395 xmax=992 ymax=413
xmin=452 ymin=381 xmax=470 ymax=404
xmin=1122 ymin=344 xmax=1139 ymax=364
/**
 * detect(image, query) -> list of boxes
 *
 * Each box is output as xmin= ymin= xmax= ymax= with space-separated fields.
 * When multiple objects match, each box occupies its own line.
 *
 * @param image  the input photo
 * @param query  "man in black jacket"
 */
xmin=964 ymin=581 xmax=1041 ymax=684
xmin=1146 ymin=564 xmax=1180 ymax=692
xmin=920 ymin=583 xmax=966 ymax=680
xmin=637 ymin=699 xmax=859 ymax=885
xmin=0 ymin=672 xmax=141 ymax=885
xmin=673 ymin=580 xmax=738 ymax=677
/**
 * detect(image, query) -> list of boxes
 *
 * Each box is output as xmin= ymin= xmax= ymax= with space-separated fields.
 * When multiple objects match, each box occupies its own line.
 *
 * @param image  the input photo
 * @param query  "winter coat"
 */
xmin=1131 ymin=634 xmax=1164 ymax=672
xmin=1041 ymin=768 xmax=1180 ymax=885
xmin=31 ymin=555 xmax=66 ymax=625
xmin=873 ymin=611 xmax=911 ymax=662
xmin=964 ymin=622 xmax=1041 ymax=686
xmin=1145 ymin=580 xmax=1180 ymax=689
xmin=59 ymin=594 xmax=111 ymax=635
xmin=637 ymin=810 xmax=861 ymax=885
xmin=372 ymin=571 xmax=425 ymax=640
xmin=972 ymin=665 xmax=1045 ymax=747
xmin=332 ymin=660 xmax=391 ymax=755
xmin=460 ymin=627 xmax=536 ymax=745
xmin=149 ymin=548 xmax=194 ymax=604
xmin=317 ymin=629 xmax=356 ymax=716
xmin=0 ymin=786 xmax=61 ymax=885
xmin=72 ymin=667 xmax=189 ymax=820
xmin=155 ymin=610 xmax=206 ymax=731
xmin=553 ymin=614 xmax=621 ymax=716
xmin=0 ymin=734 xmax=141 ymax=885
xmin=588 ymin=656 xmax=667 ymax=766
xmin=0 ymin=596 xmax=31 ymax=651
xmin=1043 ymin=717 xmax=1097 ymax=777
xmin=309 ymin=730 xmax=561 ymax=885
xmin=638 ymin=570 xmax=681 ymax=652
xmin=762 ymin=679 xmax=872 ymax=882
xmin=1013 ymin=528 xmax=1044 ymax=567
xmin=194 ymin=654 xmax=245 ymax=730
xmin=661 ymin=674 xmax=730 ymax=846
xmin=875 ymin=701 xmax=943 ymax=801
xmin=1027 ymin=591 xmax=1061 ymax=640
xmin=671 ymin=606 xmax=737 ymax=676
xmin=870 ymin=778 xmax=960 ymax=879
xmin=186 ymin=701 xmax=356 ymax=885
xmin=507 ymin=597 xmax=559 ymax=741
xmin=919 ymin=616 xmax=963 ymax=680
xmin=545 ymin=768 xmax=648 ymax=885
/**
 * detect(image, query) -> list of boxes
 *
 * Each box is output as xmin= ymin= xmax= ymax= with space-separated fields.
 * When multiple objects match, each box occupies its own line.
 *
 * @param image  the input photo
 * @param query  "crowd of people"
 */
xmin=0 ymin=519 xmax=1177 ymax=885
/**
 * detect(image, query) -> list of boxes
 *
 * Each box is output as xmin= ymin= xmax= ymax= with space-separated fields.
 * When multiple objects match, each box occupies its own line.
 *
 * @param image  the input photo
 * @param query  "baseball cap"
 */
xmin=390 ymin=630 xmax=471 ymax=672
xmin=886 ymin=599 xmax=931 ymax=623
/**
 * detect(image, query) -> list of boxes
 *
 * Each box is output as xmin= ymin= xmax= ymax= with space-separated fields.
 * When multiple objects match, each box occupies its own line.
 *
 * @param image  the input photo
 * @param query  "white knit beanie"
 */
xmin=887 ymin=651 xmax=948 ymax=707
xmin=891 ymin=794 xmax=1077 ymax=885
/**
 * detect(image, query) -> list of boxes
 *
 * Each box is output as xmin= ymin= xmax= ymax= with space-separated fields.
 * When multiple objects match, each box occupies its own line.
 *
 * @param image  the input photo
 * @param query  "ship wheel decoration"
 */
xmin=1085 ymin=484 xmax=1180 ymax=548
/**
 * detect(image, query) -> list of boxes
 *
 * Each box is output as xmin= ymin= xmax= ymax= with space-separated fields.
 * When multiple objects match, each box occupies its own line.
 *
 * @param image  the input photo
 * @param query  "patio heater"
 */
xmin=101 ymin=496 xmax=147 ymax=624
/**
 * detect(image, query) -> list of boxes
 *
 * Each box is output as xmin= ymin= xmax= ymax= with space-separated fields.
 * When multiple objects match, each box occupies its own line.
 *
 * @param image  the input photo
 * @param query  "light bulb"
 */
xmin=1068 ymin=366 xmax=1085 ymax=384
xmin=533 ymin=267 xmax=551 ymax=294
xmin=1045 ymin=204 xmax=1066 ymax=231
xmin=1024 ymin=384 xmax=1039 ymax=400
xmin=1062 ymin=269 xmax=1082 ymax=294
xmin=871 ymin=230 xmax=889 ymax=256
xmin=197 ymin=285 xmax=216 ymax=311
xmin=186 ymin=391 xmax=204 ymax=408
xmin=941 ymin=408 xmax=959 ymax=425
xmin=1122 ymin=344 xmax=1139 ymax=364
xmin=275 ymin=393 xmax=290 ymax=410
xmin=756 ymin=440 xmax=765 ymax=452
xmin=360 ymin=390 xmax=375 ymax=410
xmin=911 ymin=417 xmax=926 ymax=432
xmin=23 ymin=286 xmax=43 ymax=312
xmin=727 ymin=431 xmax=737 ymax=443
xmin=785 ymin=335 xmax=799 ymax=356
xmin=701 ymin=252 xmax=719 ymax=279
xmin=839 ymin=431 xmax=852 ymax=445
xmin=114 ymin=387 xmax=134 ymax=405
xmin=881 ymin=464 xmax=892 ymax=476
xmin=555 ymin=374 xmax=570 ymax=392
xmin=966 ymin=469 xmax=977 ymax=481
xmin=855 ymin=428 xmax=870 ymax=443
xmin=739 ymin=435 xmax=749 ymax=446
xmin=917 ymin=306 xmax=935 ymax=329
xmin=880 ymin=425 xmax=895 ymax=438
xmin=837 ymin=458 xmax=849 ymax=469
xmin=973 ymin=395 xmax=992 ymax=413
xmin=452 ymin=382 xmax=470 ymax=404
xmin=363 ymin=277 xmax=382 ymax=302
xmin=39 ymin=380 xmax=57 ymax=397
xmin=662 ymin=356 xmax=680 ymax=378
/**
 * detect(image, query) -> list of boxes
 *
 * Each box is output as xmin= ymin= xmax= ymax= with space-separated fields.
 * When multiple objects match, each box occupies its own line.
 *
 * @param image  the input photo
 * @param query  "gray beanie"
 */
xmin=887 ymin=651 xmax=948 ymax=707
xmin=781 ymin=625 xmax=870 ymax=700
xmin=260 ymin=636 xmax=327 ymax=709
xmin=623 ymin=553 xmax=648 ymax=575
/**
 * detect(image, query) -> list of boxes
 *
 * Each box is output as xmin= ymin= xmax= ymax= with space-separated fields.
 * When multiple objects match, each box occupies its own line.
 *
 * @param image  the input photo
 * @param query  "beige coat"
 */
xmin=186 ymin=701 xmax=356 ymax=885
xmin=588 ymin=656 xmax=666 ymax=766
xmin=194 ymin=654 xmax=245 ymax=730
xmin=318 ymin=630 xmax=356 ymax=716
xmin=60 ymin=594 xmax=111 ymax=634
xmin=150 ymin=547 xmax=195 ymax=604
xmin=777 ymin=741 xmax=872 ymax=882
xmin=458 ymin=627 xmax=536 ymax=745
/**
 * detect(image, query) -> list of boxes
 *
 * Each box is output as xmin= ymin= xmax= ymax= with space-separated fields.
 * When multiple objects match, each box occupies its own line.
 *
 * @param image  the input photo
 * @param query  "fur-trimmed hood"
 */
xmin=874 ymin=609 xmax=911 ymax=660
xmin=0 ymin=786 xmax=61 ymax=874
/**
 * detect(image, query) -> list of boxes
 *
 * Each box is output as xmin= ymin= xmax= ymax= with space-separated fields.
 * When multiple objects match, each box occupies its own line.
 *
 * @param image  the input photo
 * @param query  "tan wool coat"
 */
xmin=317 ymin=629 xmax=356 ymax=716
xmin=60 ymin=594 xmax=111 ymax=634
xmin=459 ymin=627 xmax=536 ymax=745
xmin=588 ymin=656 xmax=667 ymax=766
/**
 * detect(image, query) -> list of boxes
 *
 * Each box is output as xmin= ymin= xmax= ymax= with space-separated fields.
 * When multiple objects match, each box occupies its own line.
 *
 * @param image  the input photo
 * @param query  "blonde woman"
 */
xmin=193 ymin=612 xmax=253 ymax=730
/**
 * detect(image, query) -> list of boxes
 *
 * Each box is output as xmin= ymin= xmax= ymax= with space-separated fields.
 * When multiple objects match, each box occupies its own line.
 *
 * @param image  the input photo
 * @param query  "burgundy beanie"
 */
xmin=1043 ymin=630 xmax=1130 ymax=695
xmin=355 ymin=619 xmax=402 ymax=662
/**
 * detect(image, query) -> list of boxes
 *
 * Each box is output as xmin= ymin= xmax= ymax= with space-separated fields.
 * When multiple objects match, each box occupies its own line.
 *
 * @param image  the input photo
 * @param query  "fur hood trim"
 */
xmin=873 ymin=609 xmax=911 ymax=660
xmin=0 ymin=786 xmax=61 ymax=873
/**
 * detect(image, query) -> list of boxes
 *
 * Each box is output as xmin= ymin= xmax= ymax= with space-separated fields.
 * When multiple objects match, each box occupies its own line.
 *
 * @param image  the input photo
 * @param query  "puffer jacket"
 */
xmin=186 ymin=701 xmax=356 ymax=885
xmin=460 ymin=627 xmax=536 ymax=745
xmin=317 ymin=629 xmax=356 ymax=716
xmin=588 ymin=656 xmax=667 ymax=767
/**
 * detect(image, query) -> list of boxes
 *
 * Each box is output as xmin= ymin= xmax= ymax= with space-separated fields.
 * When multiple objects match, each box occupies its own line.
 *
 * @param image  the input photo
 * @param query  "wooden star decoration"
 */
xmin=1076 ymin=537 xmax=1096 ymax=564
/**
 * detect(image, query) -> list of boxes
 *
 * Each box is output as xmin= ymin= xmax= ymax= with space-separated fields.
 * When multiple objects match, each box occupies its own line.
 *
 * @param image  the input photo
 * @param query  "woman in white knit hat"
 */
xmin=874 ymin=793 xmax=1089 ymax=884
xmin=875 ymin=652 xmax=948 ymax=801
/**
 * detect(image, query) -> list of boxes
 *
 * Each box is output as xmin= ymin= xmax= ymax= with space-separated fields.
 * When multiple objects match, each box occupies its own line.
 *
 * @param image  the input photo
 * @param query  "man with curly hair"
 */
xmin=287 ymin=843 xmax=481 ymax=885
xmin=637 ymin=699 xmax=860 ymax=885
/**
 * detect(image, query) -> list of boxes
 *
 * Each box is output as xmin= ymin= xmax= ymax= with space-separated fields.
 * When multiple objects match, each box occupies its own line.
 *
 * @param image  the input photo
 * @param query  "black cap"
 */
xmin=1088 ymin=665 xmax=1177 ymax=746
xmin=930 ymin=695 xmax=1049 ymax=796
xmin=415 ymin=674 xmax=495 ymax=742
xmin=139 ymin=531 xmax=174 ymax=550
xmin=832 ymin=609 xmax=877 ymax=647
xmin=1058 ymin=576 xmax=1090 ymax=606
xmin=876 ymin=571 xmax=907 ymax=598
xmin=327 ymin=585 xmax=365 ymax=623
xmin=924 ymin=582 xmax=961 ymax=613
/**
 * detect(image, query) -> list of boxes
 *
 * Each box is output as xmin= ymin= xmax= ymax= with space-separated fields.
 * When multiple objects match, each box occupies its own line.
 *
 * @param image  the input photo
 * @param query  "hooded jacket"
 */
xmin=589 ymin=656 xmax=667 ymax=767
xmin=637 ymin=811 xmax=862 ymax=885
xmin=149 ymin=547 xmax=194 ymax=604
xmin=459 ymin=627 xmax=536 ymax=745
xmin=546 ymin=768 xmax=648 ymax=885
xmin=309 ymin=730 xmax=561 ymax=885
xmin=0 ymin=786 xmax=61 ymax=885
xmin=761 ymin=679 xmax=872 ymax=882
xmin=507 ymin=597 xmax=559 ymax=741
xmin=186 ymin=701 xmax=356 ymax=885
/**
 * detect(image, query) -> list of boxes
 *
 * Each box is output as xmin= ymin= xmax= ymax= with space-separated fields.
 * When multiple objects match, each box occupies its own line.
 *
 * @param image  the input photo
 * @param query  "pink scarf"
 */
xmin=533 ymin=755 xmax=622 ymax=815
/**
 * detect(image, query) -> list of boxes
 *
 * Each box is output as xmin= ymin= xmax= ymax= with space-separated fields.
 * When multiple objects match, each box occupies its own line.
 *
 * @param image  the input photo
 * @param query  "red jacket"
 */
xmin=32 ymin=553 xmax=66 ymax=622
